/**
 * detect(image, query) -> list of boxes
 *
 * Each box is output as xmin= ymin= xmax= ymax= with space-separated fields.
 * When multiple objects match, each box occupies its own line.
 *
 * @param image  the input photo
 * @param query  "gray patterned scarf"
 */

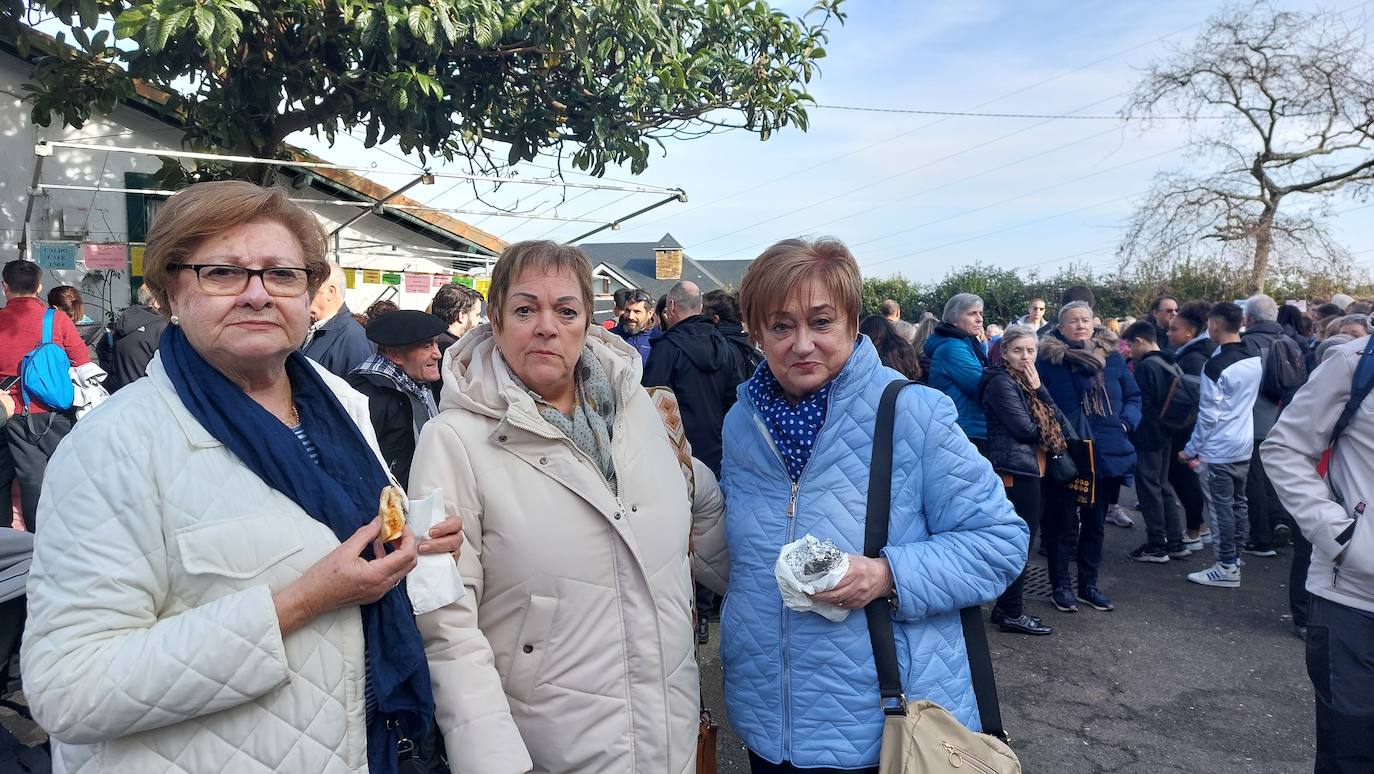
xmin=529 ymin=348 xmax=618 ymax=492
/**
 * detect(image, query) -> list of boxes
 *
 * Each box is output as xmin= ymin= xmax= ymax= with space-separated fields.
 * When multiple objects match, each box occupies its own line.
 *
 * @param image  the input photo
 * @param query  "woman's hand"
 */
xmin=274 ymin=517 xmax=419 ymax=635
xmin=811 ymin=555 xmax=894 ymax=610
xmin=418 ymin=515 xmax=464 ymax=560
xmin=1022 ymin=360 xmax=1042 ymax=390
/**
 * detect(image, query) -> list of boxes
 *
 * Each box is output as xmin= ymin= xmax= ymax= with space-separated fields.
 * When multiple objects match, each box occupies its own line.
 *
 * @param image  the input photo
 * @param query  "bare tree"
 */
xmin=1120 ymin=1 xmax=1374 ymax=293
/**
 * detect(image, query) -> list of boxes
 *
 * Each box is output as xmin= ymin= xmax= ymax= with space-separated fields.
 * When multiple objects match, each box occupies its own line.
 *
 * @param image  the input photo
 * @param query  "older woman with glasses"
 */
xmin=21 ymin=181 xmax=463 ymax=774
xmin=719 ymin=238 xmax=1026 ymax=773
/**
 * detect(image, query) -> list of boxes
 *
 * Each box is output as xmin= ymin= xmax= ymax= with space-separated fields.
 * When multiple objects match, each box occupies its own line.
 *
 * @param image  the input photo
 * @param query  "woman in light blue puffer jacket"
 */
xmin=720 ymin=238 xmax=1028 ymax=773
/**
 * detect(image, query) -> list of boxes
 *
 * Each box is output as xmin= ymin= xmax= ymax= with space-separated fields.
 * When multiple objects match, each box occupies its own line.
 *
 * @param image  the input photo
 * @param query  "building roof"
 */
xmin=581 ymin=233 xmax=753 ymax=297
xmin=2 ymin=29 xmax=507 ymax=257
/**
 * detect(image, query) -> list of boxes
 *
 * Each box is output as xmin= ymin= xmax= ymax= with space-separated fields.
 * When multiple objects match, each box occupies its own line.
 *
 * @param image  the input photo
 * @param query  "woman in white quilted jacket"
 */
xmin=20 ymin=181 xmax=463 ymax=774
xmin=407 ymin=240 xmax=728 ymax=774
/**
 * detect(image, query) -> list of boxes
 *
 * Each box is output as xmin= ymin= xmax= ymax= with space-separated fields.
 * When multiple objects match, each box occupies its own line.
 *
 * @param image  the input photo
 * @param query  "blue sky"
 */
xmin=293 ymin=0 xmax=1374 ymax=282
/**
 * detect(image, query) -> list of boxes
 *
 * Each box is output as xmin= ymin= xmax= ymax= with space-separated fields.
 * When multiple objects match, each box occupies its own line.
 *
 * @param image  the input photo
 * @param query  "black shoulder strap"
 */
xmin=1333 ymin=345 xmax=1374 ymax=445
xmin=864 ymin=379 xmax=1007 ymax=740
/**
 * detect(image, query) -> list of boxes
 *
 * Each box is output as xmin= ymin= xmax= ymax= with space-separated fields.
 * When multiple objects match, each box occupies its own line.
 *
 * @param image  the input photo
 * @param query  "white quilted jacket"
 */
xmin=22 ymin=355 xmax=397 ymax=774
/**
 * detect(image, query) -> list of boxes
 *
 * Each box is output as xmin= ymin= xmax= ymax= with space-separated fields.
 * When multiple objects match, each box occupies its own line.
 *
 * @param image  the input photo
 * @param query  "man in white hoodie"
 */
xmin=1262 ymin=335 xmax=1374 ymax=772
xmin=1179 ymin=302 xmax=1262 ymax=588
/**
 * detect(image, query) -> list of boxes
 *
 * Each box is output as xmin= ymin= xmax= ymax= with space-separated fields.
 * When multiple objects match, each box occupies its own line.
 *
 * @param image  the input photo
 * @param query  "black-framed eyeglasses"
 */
xmin=169 ymin=263 xmax=314 ymax=297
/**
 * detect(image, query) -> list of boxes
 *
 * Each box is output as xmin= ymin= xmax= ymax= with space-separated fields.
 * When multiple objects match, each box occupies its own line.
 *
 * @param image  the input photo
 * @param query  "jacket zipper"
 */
xmin=745 ymin=379 xmax=842 ymax=761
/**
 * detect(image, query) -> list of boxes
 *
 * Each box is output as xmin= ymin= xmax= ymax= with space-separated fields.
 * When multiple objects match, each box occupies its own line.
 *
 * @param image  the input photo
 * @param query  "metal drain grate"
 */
xmin=1021 ymin=564 xmax=1054 ymax=601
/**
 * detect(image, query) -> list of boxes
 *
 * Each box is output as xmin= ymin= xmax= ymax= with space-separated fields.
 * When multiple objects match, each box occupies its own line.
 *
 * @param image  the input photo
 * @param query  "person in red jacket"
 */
xmin=0 ymin=260 xmax=92 ymax=531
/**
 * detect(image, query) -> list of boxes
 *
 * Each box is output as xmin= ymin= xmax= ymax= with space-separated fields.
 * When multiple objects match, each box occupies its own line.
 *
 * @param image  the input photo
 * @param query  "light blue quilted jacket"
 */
xmin=719 ymin=338 xmax=1028 ymax=769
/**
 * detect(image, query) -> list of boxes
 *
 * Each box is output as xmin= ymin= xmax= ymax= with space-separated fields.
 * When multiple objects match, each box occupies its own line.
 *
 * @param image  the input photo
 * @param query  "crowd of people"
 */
xmin=0 ymin=179 xmax=1368 ymax=772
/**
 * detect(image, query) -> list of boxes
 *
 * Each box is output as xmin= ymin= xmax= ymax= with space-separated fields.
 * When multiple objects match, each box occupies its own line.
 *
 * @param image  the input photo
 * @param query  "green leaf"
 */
xmin=408 ymin=5 xmax=436 ymax=45
xmin=193 ymin=6 xmax=218 ymax=45
xmin=155 ymin=7 xmax=195 ymax=51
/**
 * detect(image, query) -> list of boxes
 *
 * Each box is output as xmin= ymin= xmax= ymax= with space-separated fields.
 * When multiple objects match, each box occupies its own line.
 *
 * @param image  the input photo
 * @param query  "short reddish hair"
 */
xmin=142 ymin=180 xmax=329 ymax=312
xmin=738 ymin=238 xmax=862 ymax=341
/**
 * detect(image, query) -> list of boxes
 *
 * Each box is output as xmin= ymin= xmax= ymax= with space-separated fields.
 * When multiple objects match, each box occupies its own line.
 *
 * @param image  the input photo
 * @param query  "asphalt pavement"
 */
xmin=699 ymin=496 xmax=1316 ymax=774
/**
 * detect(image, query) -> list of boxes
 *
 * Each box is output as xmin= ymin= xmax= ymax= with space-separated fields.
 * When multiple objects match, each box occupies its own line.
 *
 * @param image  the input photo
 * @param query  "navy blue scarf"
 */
xmin=159 ymin=326 xmax=432 ymax=774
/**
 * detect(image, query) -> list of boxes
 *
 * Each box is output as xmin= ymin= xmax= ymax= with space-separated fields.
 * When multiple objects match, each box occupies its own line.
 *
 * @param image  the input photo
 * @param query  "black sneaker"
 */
xmin=991 ymin=609 xmax=1053 ymax=635
xmin=1272 ymin=524 xmax=1293 ymax=548
xmin=1051 ymin=587 xmax=1078 ymax=613
xmin=1242 ymin=543 xmax=1278 ymax=557
xmin=1166 ymin=542 xmax=1194 ymax=559
xmin=1129 ymin=544 xmax=1170 ymax=563
xmin=696 ymin=618 xmax=710 ymax=645
xmin=1077 ymin=585 xmax=1114 ymax=611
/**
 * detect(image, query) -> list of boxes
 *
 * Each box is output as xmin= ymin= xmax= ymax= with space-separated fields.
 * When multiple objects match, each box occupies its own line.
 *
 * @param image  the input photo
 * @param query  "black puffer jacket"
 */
xmin=979 ymin=365 xmax=1059 ymax=478
xmin=642 ymin=314 xmax=749 ymax=475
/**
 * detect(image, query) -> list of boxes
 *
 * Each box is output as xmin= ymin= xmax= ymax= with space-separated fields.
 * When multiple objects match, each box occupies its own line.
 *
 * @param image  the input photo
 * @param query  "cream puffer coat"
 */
xmin=410 ymin=325 xmax=727 ymax=774
xmin=21 ymin=355 xmax=404 ymax=774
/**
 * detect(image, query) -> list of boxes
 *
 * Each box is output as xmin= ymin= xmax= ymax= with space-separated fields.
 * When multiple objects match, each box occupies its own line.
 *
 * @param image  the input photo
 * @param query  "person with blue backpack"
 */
xmin=0 ymin=259 xmax=92 ymax=532
xmin=1262 ymin=334 xmax=1374 ymax=773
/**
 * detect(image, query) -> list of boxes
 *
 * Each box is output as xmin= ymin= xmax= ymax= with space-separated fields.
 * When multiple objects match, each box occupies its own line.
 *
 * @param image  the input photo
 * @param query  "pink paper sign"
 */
xmin=433 ymin=274 xmax=451 ymax=289
xmin=404 ymin=272 xmax=431 ymax=293
xmin=83 ymin=243 xmax=128 ymax=270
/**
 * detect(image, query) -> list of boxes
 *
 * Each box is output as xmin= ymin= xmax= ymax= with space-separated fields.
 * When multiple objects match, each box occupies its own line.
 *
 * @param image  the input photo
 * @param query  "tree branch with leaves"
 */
xmin=5 ymin=0 xmax=844 ymax=179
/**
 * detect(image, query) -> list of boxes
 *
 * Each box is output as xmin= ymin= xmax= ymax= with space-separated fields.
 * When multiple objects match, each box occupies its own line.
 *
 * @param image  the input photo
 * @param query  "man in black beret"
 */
xmin=347 ymin=310 xmax=447 ymax=485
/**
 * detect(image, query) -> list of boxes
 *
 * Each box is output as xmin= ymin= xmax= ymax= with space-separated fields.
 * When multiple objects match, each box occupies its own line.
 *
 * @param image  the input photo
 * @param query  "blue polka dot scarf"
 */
xmin=747 ymin=364 xmax=833 ymax=482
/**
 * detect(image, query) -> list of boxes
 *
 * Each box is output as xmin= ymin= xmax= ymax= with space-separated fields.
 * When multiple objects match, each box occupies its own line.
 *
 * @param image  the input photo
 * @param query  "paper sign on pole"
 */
xmin=454 ymin=275 xmax=475 ymax=289
xmin=83 ymin=243 xmax=128 ymax=270
xmin=362 ymin=269 xmax=382 ymax=284
xmin=382 ymin=272 xmax=403 ymax=286
xmin=130 ymin=245 xmax=146 ymax=276
xmin=34 ymin=242 xmax=78 ymax=270
xmin=404 ymin=273 xmax=431 ymax=293
xmin=344 ymin=268 xmax=357 ymax=289
xmin=433 ymin=274 xmax=451 ymax=289
xmin=475 ymin=277 xmax=491 ymax=298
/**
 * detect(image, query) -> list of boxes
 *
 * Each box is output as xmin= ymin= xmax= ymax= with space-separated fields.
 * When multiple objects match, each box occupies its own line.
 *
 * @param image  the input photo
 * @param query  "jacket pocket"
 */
xmin=507 ymin=593 xmax=558 ymax=701
xmin=1334 ymin=509 xmax=1374 ymax=596
xmin=176 ymin=513 xmax=305 ymax=580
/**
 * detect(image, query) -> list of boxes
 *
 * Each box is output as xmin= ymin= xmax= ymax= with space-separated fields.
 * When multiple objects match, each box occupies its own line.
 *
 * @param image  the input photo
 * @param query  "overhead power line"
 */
xmin=814 ymin=105 xmax=1217 ymax=121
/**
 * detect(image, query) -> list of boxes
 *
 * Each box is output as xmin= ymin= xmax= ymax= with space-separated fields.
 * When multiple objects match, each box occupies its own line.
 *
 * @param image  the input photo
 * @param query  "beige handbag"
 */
xmin=867 ymin=381 xmax=1021 ymax=774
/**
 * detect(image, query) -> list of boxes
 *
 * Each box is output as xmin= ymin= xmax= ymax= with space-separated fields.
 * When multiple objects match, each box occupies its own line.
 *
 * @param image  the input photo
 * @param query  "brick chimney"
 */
xmin=654 ymin=233 xmax=684 ymax=281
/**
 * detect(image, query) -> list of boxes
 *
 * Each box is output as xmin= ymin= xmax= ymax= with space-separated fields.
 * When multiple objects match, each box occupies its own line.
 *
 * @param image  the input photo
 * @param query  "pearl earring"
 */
xmin=170 ymin=315 xmax=180 ymax=326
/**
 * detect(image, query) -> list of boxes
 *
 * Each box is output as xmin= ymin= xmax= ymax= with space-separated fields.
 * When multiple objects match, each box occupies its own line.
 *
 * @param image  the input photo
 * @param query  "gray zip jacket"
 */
xmin=1261 ymin=335 xmax=1374 ymax=613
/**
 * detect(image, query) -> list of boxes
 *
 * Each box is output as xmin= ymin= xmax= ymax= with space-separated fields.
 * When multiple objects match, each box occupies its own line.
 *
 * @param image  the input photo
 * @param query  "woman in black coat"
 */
xmin=979 ymin=324 xmax=1066 ymax=636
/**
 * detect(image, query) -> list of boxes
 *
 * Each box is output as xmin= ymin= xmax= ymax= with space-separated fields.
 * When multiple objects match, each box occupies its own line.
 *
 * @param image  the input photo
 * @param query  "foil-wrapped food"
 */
xmin=774 ymin=534 xmax=852 ymax=622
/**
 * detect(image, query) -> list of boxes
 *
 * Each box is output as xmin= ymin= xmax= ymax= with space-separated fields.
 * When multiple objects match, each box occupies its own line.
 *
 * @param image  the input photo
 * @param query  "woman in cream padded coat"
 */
xmin=409 ymin=240 xmax=727 ymax=774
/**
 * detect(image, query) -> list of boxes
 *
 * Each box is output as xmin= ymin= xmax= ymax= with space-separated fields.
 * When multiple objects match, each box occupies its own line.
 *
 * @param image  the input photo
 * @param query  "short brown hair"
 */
xmin=488 ymin=240 xmax=594 ymax=331
xmin=47 ymin=285 xmax=84 ymax=323
xmin=738 ymin=238 xmax=861 ymax=341
xmin=142 ymin=180 xmax=329 ymax=312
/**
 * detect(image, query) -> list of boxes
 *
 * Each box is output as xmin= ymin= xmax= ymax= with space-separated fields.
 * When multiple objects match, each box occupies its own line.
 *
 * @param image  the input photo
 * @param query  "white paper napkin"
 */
xmin=404 ymin=489 xmax=466 ymax=615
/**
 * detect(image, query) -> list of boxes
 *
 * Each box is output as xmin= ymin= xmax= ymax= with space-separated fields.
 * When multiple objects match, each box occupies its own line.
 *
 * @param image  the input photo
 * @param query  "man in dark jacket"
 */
xmin=704 ymin=289 xmax=762 ymax=375
xmin=1240 ymin=294 xmax=1302 ymax=556
xmin=106 ymin=284 xmax=169 ymax=392
xmin=609 ymin=289 xmax=654 ymax=364
xmin=1124 ymin=321 xmax=1190 ymax=563
xmin=1149 ymin=295 xmax=1179 ymax=355
xmin=347 ymin=311 xmax=445 ymax=486
xmin=303 ymin=264 xmax=372 ymax=378
xmin=1169 ymin=301 xmax=1216 ymax=550
xmin=642 ymin=281 xmax=748 ymax=476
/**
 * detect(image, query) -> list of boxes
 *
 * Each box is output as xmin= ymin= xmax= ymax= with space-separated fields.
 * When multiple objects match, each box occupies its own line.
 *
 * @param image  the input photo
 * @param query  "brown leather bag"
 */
xmin=697 ymin=708 xmax=719 ymax=774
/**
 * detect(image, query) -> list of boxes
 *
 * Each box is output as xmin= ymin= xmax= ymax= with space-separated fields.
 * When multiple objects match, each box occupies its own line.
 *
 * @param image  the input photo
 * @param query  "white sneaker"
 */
xmin=1200 ymin=530 xmax=1213 ymax=545
xmin=1106 ymin=505 xmax=1135 ymax=528
xmin=1188 ymin=562 xmax=1240 ymax=588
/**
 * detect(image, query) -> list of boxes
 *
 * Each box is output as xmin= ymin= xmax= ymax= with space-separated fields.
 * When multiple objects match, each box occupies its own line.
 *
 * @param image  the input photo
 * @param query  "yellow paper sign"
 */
xmin=130 ymin=245 xmax=146 ymax=276
xmin=344 ymin=267 xmax=356 ymax=289
xmin=362 ymin=269 xmax=382 ymax=284
xmin=475 ymin=277 xmax=491 ymax=298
